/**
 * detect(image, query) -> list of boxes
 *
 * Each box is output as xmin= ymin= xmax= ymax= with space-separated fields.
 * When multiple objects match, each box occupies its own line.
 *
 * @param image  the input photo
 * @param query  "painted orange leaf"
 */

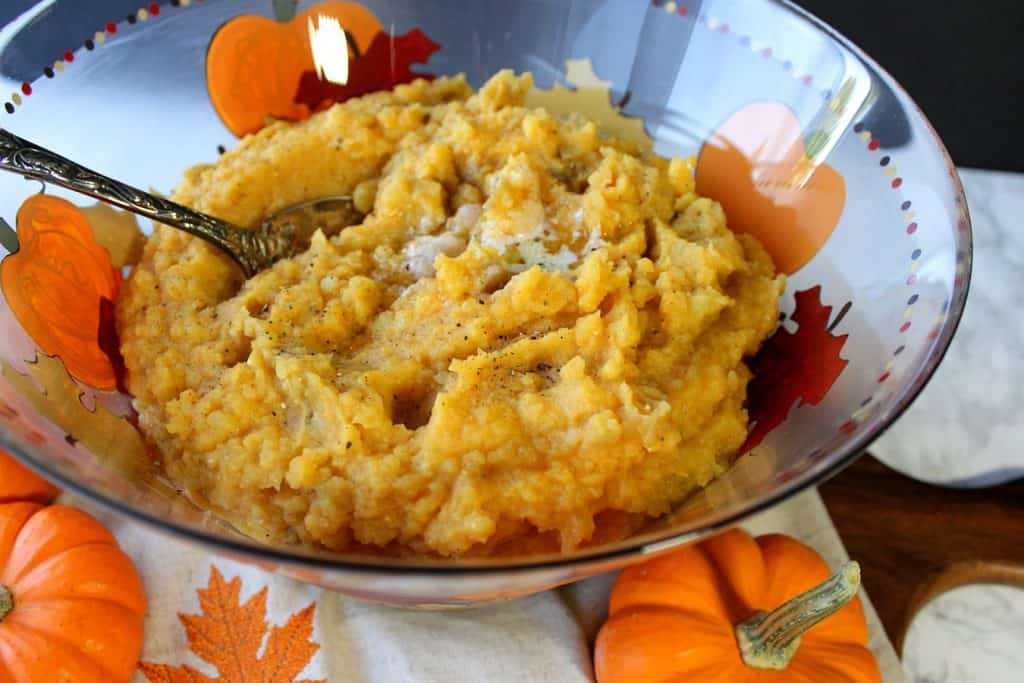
xmin=741 ymin=286 xmax=850 ymax=453
xmin=0 ymin=194 xmax=121 ymax=388
xmin=139 ymin=566 xmax=324 ymax=683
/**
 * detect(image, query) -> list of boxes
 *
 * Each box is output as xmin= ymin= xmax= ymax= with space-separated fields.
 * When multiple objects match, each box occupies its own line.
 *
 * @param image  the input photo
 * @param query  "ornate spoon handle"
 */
xmin=0 ymin=128 xmax=289 ymax=276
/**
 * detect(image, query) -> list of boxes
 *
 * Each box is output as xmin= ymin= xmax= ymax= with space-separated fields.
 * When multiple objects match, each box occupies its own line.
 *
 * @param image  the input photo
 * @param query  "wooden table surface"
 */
xmin=818 ymin=454 xmax=1024 ymax=653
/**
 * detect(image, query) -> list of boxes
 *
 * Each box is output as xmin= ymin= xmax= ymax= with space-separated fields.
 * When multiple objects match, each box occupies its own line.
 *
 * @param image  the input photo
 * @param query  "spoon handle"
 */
xmin=0 ymin=128 xmax=276 ymax=276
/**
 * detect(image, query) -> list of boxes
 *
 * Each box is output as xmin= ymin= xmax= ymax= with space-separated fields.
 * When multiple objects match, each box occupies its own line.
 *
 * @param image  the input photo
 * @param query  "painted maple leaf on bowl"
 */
xmin=742 ymin=286 xmax=850 ymax=454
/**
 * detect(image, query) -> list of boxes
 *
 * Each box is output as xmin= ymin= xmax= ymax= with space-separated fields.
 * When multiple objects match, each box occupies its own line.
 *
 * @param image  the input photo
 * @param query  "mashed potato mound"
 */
xmin=117 ymin=71 xmax=783 ymax=556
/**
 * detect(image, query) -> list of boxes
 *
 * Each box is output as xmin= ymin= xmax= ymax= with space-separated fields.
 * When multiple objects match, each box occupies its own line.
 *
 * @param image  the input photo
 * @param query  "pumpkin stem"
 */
xmin=0 ymin=584 xmax=13 ymax=621
xmin=736 ymin=561 xmax=860 ymax=670
xmin=272 ymin=0 xmax=298 ymax=22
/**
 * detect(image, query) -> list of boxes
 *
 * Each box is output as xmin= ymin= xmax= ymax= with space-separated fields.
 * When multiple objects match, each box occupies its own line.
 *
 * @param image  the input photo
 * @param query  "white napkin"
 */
xmin=71 ymin=488 xmax=902 ymax=682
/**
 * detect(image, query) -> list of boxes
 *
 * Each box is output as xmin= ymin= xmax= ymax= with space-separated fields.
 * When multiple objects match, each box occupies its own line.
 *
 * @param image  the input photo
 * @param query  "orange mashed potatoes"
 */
xmin=117 ymin=71 xmax=783 ymax=556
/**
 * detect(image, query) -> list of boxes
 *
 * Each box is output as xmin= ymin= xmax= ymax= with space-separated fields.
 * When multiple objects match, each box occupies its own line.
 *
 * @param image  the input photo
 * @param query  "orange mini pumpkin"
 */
xmin=0 ymin=448 xmax=59 ymax=504
xmin=207 ymin=1 xmax=383 ymax=136
xmin=595 ymin=529 xmax=881 ymax=682
xmin=0 ymin=194 xmax=120 ymax=388
xmin=0 ymin=502 xmax=146 ymax=681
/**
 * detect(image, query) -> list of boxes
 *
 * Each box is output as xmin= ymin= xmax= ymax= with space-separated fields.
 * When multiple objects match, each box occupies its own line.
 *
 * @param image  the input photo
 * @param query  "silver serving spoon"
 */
xmin=0 ymin=129 xmax=364 ymax=277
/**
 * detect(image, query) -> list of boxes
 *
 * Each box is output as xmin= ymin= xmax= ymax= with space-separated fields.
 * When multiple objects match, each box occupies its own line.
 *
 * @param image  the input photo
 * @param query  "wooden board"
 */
xmin=819 ymin=454 xmax=1024 ymax=653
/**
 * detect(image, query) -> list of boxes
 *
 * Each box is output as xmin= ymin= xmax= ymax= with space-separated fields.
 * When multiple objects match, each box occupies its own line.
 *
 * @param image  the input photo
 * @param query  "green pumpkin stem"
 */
xmin=272 ymin=0 xmax=298 ymax=22
xmin=736 ymin=561 xmax=860 ymax=670
xmin=0 ymin=584 xmax=13 ymax=621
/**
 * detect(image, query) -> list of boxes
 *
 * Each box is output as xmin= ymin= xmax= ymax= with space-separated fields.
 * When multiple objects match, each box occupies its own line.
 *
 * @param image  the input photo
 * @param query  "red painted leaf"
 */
xmin=741 ymin=286 xmax=849 ymax=453
xmin=294 ymin=28 xmax=439 ymax=110
xmin=98 ymin=296 xmax=128 ymax=394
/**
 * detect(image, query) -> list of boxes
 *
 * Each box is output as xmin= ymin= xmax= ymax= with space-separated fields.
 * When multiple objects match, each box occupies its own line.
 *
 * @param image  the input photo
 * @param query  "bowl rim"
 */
xmin=0 ymin=0 xmax=973 ymax=574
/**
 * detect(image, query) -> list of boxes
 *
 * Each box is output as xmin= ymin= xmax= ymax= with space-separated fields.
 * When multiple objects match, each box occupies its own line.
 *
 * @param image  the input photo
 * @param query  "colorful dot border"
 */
xmin=2 ymin=2 xmax=198 ymax=117
xmin=651 ymin=0 xmax=833 ymax=99
xmin=834 ymin=117 xmax=958 ymax=434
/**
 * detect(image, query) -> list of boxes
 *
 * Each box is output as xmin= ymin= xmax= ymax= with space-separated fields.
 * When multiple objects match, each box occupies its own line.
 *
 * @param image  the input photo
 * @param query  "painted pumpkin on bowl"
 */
xmin=206 ymin=1 xmax=383 ymax=136
xmin=696 ymin=101 xmax=846 ymax=275
xmin=0 ymin=194 xmax=120 ymax=389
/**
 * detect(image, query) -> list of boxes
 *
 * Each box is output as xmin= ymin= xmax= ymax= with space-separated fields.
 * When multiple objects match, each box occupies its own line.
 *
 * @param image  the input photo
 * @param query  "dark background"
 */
xmin=800 ymin=0 xmax=1022 ymax=171
xmin=2 ymin=0 xmax=1021 ymax=170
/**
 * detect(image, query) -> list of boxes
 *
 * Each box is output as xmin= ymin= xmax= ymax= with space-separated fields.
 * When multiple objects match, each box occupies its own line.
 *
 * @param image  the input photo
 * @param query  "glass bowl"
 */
xmin=0 ymin=0 xmax=971 ymax=607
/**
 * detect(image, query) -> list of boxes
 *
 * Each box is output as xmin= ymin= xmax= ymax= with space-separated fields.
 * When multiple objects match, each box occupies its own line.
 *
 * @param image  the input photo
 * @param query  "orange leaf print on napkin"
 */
xmin=139 ymin=567 xmax=324 ymax=683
